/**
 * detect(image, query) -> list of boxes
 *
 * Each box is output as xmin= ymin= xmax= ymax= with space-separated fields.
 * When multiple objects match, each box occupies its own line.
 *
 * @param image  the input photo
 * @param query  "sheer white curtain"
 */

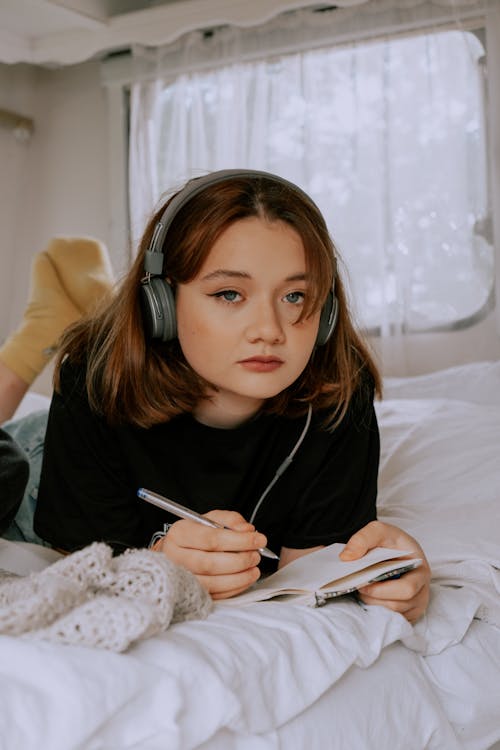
xmin=128 ymin=0 xmax=492 ymax=366
xmin=129 ymin=79 xmax=163 ymax=248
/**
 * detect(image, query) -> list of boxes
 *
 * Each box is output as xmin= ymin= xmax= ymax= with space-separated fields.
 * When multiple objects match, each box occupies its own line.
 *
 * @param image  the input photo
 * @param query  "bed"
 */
xmin=0 ymin=360 xmax=499 ymax=750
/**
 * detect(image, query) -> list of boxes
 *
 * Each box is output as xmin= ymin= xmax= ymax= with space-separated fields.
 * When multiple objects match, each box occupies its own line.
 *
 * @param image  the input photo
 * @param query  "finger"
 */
xmin=339 ymin=521 xmax=389 ymax=560
xmin=358 ymin=568 xmax=427 ymax=601
xmin=340 ymin=521 xmax=420 ymax=561
xmin=197 ymin=565 xmax=261 ymax=596
xmin=168 ymin=518 xmax=267 ymax=553
xmin=164 ymin=546 xmax=261 ymax=576
xmin=211 ymin=580 xmax=260 ymax=600
xmin=358 ymin=594 xmax=427 ymax=624
xmin=357 ymin=592 xmax=417 ymax=616
xmin=358 ymin=585 xmax=429 ymax=620
xmin=404 ymin=606 xmax=426 ymax=624
xmin=205 ymin=509 xmax=255 ymax=532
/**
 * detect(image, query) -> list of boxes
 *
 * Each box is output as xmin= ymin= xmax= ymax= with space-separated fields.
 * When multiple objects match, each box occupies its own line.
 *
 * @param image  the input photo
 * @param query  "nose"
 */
xmin=245 ymin=299 xmax=285 ymax=344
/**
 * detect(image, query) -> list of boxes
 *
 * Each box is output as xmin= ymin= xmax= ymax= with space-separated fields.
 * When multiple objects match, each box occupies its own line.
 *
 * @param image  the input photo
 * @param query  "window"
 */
xmin=132 ymin=25 xmax=493 ymax=333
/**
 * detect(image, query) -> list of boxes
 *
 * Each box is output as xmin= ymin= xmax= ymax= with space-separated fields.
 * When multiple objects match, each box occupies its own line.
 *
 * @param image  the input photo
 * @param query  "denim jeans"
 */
xmin=2 ymin=410 xmax=50 ymax=545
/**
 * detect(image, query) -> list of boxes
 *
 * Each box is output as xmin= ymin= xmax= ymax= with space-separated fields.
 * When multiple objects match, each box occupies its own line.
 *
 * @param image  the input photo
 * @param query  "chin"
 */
xmin=239 ymin=383 xmax=293 ymax=400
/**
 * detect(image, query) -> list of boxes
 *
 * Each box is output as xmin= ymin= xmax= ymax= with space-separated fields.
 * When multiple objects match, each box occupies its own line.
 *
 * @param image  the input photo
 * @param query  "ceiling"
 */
xmin=0 ymin=0 xmax=317 ymax=67
xmin=0 ymin=0 xmax=197 ymax=65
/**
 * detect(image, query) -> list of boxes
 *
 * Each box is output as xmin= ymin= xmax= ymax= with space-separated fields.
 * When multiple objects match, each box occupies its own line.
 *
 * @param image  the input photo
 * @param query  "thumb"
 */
xmin=339 ymin=521 xmax=387 ymax=561
xmin=339 ymin=536 xmax=368 ymax=561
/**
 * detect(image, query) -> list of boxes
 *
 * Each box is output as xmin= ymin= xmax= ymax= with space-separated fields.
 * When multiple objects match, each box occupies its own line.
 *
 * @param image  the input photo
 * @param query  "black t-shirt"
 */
xmin=35 ymin=361 xmax=379 ymax=568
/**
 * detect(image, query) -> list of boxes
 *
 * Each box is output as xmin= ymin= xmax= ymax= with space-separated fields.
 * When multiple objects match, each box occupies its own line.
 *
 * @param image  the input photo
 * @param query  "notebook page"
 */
xmin=218 ymin=544 xmax=413 ymax=606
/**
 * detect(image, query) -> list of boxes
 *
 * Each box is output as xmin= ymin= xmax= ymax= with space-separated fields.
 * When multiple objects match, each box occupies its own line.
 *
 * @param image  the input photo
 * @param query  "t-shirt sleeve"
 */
xmin=34 ymin=363 xmax=145 ymax=552
xmin=279 ymin=388 xmax=379 ymax=549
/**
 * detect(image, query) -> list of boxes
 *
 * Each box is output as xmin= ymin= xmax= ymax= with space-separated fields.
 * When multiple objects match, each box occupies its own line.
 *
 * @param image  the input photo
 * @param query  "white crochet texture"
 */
xmin=0 ymin=542 xmax=212 ymax=651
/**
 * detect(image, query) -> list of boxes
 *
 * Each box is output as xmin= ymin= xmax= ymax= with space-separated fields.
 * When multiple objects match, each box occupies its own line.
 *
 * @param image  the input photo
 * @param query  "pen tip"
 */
xmin=261 ymin=548 xmax=280 ymax=560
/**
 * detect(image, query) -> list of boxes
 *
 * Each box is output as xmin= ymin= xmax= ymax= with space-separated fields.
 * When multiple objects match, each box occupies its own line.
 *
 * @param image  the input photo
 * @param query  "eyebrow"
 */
xmin=200 ymin=269 xmax=310 ymax=282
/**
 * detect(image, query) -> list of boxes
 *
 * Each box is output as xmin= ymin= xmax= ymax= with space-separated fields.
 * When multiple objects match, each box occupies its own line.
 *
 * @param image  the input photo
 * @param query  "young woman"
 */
xmin=34 ymin=170 xmax=430 ymax=622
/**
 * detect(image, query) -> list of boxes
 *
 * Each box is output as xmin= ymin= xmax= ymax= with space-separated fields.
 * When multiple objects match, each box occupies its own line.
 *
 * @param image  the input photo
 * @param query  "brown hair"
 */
xmin=55 ymin=174 xmax=381 ymax=428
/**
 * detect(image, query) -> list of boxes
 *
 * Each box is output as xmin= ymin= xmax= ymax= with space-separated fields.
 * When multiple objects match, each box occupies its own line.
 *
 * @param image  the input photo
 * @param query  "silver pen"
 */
xmin=138 ymin=487 xmax=279 ymax=560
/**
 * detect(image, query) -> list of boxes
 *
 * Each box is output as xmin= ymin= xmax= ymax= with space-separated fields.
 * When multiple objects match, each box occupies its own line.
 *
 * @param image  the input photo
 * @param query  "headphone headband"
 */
xmin=144 ymin=168 xmax=324 ymax=275
xmin=140 ymin=168 xmax=338 ymax=344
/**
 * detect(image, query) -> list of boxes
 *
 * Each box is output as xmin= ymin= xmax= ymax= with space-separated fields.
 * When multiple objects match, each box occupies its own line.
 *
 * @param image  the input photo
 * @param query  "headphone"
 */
xmin=140 ymin=169 xmax=338 ymax=346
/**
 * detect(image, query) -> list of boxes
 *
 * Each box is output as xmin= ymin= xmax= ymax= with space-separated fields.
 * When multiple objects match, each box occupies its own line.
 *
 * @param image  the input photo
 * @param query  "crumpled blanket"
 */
xmin=0 ymin=542 xmax=212 ymax=651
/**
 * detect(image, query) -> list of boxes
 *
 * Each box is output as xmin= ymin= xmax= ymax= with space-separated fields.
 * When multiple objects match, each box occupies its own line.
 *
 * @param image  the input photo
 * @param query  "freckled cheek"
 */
xmin=180 ymin=316 xmax=224 ymax=341
xmin=181 ymin=321 xmax=203 ymax=338
xmin=178 ymin=312 xmax=231 ymax=363
xmin=177 ymin=305 xmax=209 ymax=338
xmin=295 ymin=316 xmax=321 ymax=349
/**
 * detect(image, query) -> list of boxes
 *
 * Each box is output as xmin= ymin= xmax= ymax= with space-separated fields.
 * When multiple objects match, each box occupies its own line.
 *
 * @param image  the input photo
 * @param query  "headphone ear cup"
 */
xmin=316 ymin=291 xmax=338 ymax=346
xmin=140 ymin=277 xmax=177 ymax=341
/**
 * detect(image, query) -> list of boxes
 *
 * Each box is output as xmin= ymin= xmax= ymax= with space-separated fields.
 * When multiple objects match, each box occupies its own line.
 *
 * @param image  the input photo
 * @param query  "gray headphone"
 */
xmin=140 ymin=169 xmax=338 ymax=345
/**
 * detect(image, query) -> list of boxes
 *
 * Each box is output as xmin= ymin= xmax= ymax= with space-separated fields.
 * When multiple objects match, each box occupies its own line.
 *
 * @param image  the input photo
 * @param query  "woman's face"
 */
xmin=176 ymin=216 xmax=321 ymax=427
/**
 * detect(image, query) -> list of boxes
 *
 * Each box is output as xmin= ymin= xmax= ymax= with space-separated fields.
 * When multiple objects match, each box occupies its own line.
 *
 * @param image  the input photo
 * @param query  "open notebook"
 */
xmin=218 ymin=543 xmax=422 ymax=608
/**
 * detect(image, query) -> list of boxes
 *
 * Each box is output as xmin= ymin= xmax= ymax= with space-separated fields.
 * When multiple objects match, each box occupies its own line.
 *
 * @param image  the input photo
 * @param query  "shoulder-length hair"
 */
xmin=55 ymin=174 xmax=381 ymax=428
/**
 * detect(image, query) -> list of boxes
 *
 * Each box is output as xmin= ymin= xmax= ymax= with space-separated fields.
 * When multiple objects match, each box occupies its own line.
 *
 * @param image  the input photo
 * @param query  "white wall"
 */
xmin=0 ymin=64 xmax=38 ymax=344
xmin=0 ymin=59 xmax=110 ymax=394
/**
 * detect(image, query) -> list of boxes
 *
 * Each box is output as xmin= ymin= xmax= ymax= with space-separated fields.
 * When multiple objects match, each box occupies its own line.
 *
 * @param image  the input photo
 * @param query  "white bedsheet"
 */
xmin=0 ymin=361 xmax=499 ymax=749
xmin=0 ymin=576 xmax=481 ymax=750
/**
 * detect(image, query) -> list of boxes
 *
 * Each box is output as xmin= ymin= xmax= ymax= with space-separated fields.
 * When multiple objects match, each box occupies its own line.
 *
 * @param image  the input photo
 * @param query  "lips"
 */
xmin=239 ymin=356 xmax=284 ymax=373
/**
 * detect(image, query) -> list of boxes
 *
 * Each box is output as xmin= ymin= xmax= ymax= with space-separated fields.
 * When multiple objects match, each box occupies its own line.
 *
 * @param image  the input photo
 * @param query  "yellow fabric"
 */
xmin=0 ymin=237 xmax=114 ymax=385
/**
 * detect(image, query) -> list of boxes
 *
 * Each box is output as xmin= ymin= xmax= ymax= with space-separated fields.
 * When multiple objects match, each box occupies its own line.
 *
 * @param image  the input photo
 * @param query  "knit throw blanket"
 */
xmin=0 ymin=542 xmax=212 ymax=651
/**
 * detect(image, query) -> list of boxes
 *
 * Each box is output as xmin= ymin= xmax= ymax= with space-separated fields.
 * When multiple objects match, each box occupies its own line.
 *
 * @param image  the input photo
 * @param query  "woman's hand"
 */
xmin=154 ymin=510 xmax=267 ymax=599
xmin=340 ymin=520 xmax=431 ymax=623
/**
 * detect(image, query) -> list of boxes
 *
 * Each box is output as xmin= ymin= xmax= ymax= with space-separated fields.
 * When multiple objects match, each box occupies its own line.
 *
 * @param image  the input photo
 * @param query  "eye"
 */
xmin=283 ymin=291 xmax=305 ymax=305
xmin=211 ymin=289 xmax=242 ymax=303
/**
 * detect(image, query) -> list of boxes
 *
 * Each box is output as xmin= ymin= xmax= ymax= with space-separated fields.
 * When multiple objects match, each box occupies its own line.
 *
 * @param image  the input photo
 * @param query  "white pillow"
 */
xmin=376 ymin=397 xmax=500 ymax=564
xmin=383 ymin=360 xmax=500 ymax=406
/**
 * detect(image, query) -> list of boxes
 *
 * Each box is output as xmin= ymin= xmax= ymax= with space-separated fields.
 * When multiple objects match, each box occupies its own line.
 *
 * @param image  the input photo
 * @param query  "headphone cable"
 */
xmin=249 ymin=403 xmax=313 ymax=525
